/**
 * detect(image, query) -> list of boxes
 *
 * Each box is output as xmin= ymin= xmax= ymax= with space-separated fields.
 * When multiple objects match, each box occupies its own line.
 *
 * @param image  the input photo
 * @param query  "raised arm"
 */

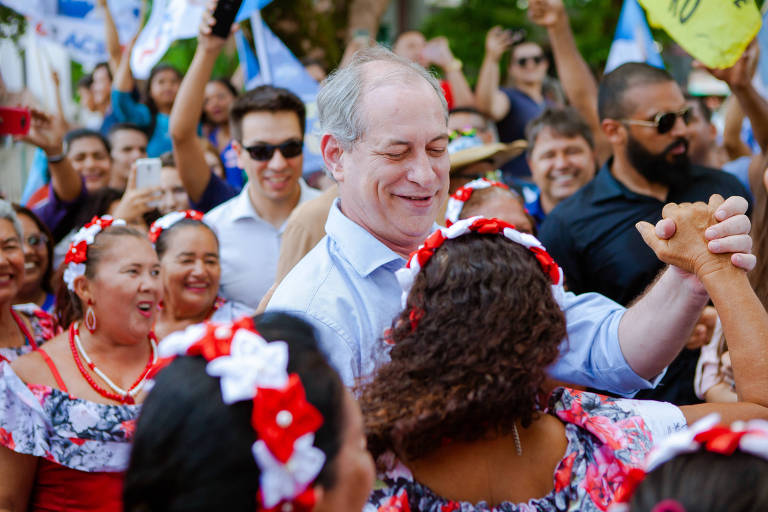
xmin=528 ymin=0 xmax=611 ymax=164
xmin=169 ymin=8 xmax=229 ymax=203
xmin=638 ymin=195 xmax=768 ymax=422
xmin=722 ymin=96 xmax=752 ymax=161
xmin=423 ymin=37 xmax=474 ymax=108
xmin=709 ymin=42 xmax=768 ymax=155
xmin=617 ymin=196 xmax=754 ymax=381
xmin=20 ymin=108 xmax=81 ymax=202
xmin=97 ymin=0 xmax=121 ymax=72
xmin=475 ymin=27 xmax=513 ymax=122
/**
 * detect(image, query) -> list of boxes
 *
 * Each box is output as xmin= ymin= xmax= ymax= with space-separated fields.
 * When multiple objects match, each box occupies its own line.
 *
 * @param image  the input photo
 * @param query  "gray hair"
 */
xmin=317 ymin=45 xmax=448 ymax=150
xmin=0 ymin=200 xmax=22 ymax=240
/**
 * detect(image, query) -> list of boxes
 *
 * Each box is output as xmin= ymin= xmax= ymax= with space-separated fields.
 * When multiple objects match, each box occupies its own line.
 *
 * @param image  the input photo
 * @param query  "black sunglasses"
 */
xmin=621 ymin=107 xmax=692 ymax=135
xmin=516 ymin=55 xmax=544 ymax=67
xmin=243 ymin=139 xmax=303 ymax=161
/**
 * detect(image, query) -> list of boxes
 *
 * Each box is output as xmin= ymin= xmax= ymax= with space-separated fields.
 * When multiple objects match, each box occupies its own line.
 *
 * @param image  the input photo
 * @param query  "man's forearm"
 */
xmin=731 ymin=82 xmax=768 ymax=154
xmin=618 ymin=266 xmax=709 ymax=379
xmin=475 ymin=55 xmax=501 ymax=119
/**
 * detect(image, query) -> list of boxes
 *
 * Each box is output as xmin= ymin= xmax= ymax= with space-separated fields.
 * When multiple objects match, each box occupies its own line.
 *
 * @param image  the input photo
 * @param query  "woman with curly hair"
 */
xmin=362 ymin=201 xmax=768 ymax=511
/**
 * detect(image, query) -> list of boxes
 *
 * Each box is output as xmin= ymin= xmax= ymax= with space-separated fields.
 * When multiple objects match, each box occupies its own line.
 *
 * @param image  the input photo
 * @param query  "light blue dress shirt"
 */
xmin=268 ymin=199 xmax=658 ymax=394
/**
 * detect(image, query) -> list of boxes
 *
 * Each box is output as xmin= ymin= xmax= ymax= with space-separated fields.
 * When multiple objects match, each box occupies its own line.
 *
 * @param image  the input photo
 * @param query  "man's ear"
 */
xmin=232 ymin=140 xmax=249 ymax=170
xmin=321 ymin=134 xmax=345 ymax=183
xmin=601 ymin=118 xmax=626 ymax=146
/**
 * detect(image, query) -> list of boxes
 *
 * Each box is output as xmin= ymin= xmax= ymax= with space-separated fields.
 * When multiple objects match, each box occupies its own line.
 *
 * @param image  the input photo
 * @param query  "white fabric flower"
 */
xmin=157 ymin=323 xmax=208 ymax=358
xmin=63 ymin=262 xmax=86 ymax=292
xmin=155 ymin=211 xmax=186 ymax=231
xmin=69 ymin=402 xmax=101 ymax=432
xmin=206 ymin=330 xmax=289 ymax=403
xmin=253 ymin=433 xmax=326 ymax=508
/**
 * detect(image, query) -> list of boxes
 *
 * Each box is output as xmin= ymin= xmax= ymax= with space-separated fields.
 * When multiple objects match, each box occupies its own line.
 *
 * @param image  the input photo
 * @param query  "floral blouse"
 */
xmin=0 ymin=362 xmax=139 ymax=472
xmin=0 ymin=304 xmax=59 ymax=363
xmin=366 ymin=388 xmax=687 ymax=512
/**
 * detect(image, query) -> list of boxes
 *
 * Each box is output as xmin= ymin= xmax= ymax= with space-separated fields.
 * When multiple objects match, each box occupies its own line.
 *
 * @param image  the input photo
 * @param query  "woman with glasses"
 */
xmin=12 ymin=205 xmax=55 ymax=313
xmin=0 ymin=202 xmax=58 ymax=363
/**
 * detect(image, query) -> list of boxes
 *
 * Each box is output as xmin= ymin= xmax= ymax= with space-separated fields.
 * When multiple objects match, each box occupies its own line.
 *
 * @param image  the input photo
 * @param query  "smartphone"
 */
xmin=135 ymin=158 xmax=162 ymax=189
xmin=0 ymin=107 xmax=30 ymax=136
xmin=210 ymin=0 xmax=244 ymax=39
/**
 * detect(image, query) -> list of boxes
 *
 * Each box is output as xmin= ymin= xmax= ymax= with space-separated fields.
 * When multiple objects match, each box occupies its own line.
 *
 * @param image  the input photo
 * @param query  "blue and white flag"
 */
xmin=245 ymin=14 xmax=323 ymax=175
xmin=1 ymin=0 xmax=142 ymax=67
xmin=605 ymin=0 xmax=664 ymax=73
xmin=236 ymin=0 xmax=273 ymax=22
xmin=235 ymin=30 xmax=260 ymax=83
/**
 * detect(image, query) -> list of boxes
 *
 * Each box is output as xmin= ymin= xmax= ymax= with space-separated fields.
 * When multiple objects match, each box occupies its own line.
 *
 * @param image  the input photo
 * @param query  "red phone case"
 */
xmin=0 ymin=107 xmax=31 ymax=136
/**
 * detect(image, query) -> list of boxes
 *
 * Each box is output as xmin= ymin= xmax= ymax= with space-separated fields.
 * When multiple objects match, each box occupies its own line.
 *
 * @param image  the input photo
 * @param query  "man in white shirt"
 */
xmin=205 ymin=86 xmax=320 ymax=308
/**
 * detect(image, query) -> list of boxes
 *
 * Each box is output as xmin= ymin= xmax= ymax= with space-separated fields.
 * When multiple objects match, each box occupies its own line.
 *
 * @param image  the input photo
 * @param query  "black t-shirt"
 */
xmin=539 ymin=160 xmax=751 ymax=405
xmin=495 ymin=87 xmax=545 ymax=180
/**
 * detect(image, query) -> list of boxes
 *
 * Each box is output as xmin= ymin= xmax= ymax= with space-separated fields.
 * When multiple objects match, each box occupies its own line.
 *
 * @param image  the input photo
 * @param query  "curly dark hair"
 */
xmin=360 ymin=234 xmax=567 ymax=462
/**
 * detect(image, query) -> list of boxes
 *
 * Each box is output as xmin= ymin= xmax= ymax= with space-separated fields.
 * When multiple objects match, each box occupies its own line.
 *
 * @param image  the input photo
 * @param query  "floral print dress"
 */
xmin=367 ymin=388 xmax=687 ymax=512
xmin=0 ymin=303 xmax=59 ymax=363
xmin=0 ymin=361 xmax=139 ymax=511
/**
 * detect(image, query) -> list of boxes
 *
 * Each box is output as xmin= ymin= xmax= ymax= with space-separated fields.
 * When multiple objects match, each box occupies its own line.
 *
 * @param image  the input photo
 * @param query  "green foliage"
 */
xmin=0 ymin=5 xmax=27 ymax=44
xmin=420 ymin=0 xmax=622 ymax=86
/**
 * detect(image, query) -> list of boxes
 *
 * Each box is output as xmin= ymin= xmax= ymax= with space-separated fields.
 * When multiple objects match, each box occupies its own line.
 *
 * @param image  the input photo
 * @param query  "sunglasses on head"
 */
xmin=516 ymin=55 xmax=544 ymax=67
xmin=621 ymin=107 xmax=692 ymax=135
xmin=242 ymin=139 xmax=303 ymax=161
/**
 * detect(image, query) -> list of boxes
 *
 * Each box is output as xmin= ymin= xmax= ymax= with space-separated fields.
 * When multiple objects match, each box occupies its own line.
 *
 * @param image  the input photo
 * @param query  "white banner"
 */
xmin=130 ymin=0 xmax=206 ymax=79
xmin=1 ymin=0 xmax=142 ymax=68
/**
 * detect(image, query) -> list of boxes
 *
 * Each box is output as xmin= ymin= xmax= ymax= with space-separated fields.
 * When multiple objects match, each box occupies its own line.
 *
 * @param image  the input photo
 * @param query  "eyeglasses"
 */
xmin=242 ymin=139 xmax=303 ymax=161
xmin=25 ymin=233 xmax=48 ymax=247
xmin=621 ymin=107 xmax=692 ymax=135
xmin=515 ymin=55 xmax=544 ymax=67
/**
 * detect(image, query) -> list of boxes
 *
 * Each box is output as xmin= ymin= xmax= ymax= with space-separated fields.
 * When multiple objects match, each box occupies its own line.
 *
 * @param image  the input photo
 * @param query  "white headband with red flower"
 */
xmin=396 ymin=216 xmax=565 ymax=311
xmin=611 ymin=414 xmax=768 ymax=509
xmin=445 ymin=178 xmax=512 ymax=227
xmin=63 ymin=216 xmax=126 ymax=291
xmin=148 ymin=210 xmax=204 ymax=244
xmin=153 ymin=317 xmax=326 ymax=511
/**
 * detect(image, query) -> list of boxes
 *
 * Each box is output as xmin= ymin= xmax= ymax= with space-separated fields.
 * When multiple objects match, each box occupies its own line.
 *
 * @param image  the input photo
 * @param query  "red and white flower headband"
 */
xmin=611 ymin=414 xmax=768 ymax=510
xmin=63 ymin=215 xmax=126 ymax=292
xmin=153 ymin=317 xmax=325 ymax=511
xmin=148 ymin=210 xmax=204 ymax=244
xmin=445 ymin=178 xmax=512 ymax=227
xmin=396 ymin=216 xmax=566 ymax=312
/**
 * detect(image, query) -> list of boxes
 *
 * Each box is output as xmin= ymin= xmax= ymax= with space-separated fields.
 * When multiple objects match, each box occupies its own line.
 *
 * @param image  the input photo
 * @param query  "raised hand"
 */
xmin=484 ymin=26 xmax=517 ymax=62
xmin=199 ymin=0 xmax=237 ymax=53
xmin=636 ymin=195 xmax=737 ymax=280
xmin=528 ymin=0 xmax=566 ymax=28
xmin=704 ymin=40 xmax=758 ymax=88
xmin=18 ymin=108 xmax=67 ymax=156
xmin=422 ymin=37 xmax=454 ymax=69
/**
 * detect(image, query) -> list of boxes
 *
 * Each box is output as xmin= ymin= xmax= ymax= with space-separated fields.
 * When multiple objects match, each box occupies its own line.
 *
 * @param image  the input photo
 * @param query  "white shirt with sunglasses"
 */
xmin=204 ymin=179 xmax=321 ymax=309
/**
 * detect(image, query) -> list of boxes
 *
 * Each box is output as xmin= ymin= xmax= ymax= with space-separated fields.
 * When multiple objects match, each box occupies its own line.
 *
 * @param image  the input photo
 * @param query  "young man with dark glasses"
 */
xmin=540 ymin=62 xmax=750 ymax=406
xmin=476 ymin=27 xmax=550 ymax=182
xmin=203 ymin=85 xmax=321 ymax=310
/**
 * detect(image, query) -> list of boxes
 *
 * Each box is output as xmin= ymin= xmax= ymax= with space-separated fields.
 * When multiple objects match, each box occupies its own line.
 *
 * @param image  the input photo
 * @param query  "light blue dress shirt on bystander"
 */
xmin=267 ymin=199 xmax=660 ymax=394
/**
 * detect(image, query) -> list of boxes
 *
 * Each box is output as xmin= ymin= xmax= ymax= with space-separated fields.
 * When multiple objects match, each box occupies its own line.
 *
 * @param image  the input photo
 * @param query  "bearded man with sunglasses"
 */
xmin=539 ymin=62 xmax=750 ymax=405
xmin=203 ymin=86 xmax=320 ymax=309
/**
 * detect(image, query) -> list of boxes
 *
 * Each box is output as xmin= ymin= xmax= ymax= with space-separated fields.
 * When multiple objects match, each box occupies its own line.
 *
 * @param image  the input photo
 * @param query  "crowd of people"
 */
xmin=1 ymin=0 xmax=768 ymax=510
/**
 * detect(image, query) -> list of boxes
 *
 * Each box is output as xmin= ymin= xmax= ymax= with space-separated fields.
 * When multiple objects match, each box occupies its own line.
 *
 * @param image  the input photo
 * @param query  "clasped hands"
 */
xmin=636 ymin=195 xmax=753 ymax=282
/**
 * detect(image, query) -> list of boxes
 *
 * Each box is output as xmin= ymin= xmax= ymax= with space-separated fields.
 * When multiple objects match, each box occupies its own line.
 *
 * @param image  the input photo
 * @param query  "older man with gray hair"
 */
xmin=267 ymin=46 xmax=754 ymax=390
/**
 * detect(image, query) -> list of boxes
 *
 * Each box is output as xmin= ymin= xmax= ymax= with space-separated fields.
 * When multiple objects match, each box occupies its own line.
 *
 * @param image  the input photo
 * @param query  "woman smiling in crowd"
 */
xmin=12 ymin=205 xmax=55 ymax=312
xmin=149 ymin=211 xmax=253 ymax=340
xmin=0 ymin=216 xmax=161 ymax=511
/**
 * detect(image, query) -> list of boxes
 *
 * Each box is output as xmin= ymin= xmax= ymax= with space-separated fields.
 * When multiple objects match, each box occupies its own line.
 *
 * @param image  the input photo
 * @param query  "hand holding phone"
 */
xmin=210 ymin=0 xmax=244 ymax=39
xmin=135 ymin=158 xmax=162 ymax=189
xmin=0 ymin=107 xmax=30 ymax=136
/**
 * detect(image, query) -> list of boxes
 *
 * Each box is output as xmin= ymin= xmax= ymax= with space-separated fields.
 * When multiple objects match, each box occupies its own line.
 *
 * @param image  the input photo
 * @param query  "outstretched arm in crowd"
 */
xmin=423 ymin=37 xmax=475 ymax=108
xmin=722 ymin=96 xmax=752 ymax=161
xmin=168 ymin=11 xmax=230 ymax=204
xmin=638 ymin=195 xmax=768 ymax=424
xmin=528 ymin=0 xmax=611 ymax=164
xmin=617 ymin=196 xmax=754 ymax=381
xmin=111 ymin=35 xmax=152 ymax=128
xmin=709 ymin=41 xmax=768 ymax=156
xmin=97 ymin=0 xmax=121 ymax=73
xmin=20 ymin=108 xmax=81 ymax=202
xmin=475 ymin=27 xmax=513 ymax=122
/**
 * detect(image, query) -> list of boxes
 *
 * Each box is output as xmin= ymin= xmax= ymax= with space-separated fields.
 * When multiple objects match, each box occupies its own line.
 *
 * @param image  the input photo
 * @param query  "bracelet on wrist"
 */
xmin=47 ymin=152 xmax=66 ymax=163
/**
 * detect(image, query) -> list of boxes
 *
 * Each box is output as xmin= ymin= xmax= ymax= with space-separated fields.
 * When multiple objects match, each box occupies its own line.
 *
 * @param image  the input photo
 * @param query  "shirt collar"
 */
xmin=591 ymin=157 xmax=645 ymax=203
xmin=325 ymin=198 xmax=405 ymax=277
xmin=230 ymin=178 xmax=314 ymax=223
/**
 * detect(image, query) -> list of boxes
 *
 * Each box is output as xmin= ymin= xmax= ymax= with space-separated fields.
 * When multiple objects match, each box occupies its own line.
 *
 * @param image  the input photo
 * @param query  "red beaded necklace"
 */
xmin=10 ymin=307 xmax=38 ymax=350
xmin=68 ymin=323 xmax=156 ymax=405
